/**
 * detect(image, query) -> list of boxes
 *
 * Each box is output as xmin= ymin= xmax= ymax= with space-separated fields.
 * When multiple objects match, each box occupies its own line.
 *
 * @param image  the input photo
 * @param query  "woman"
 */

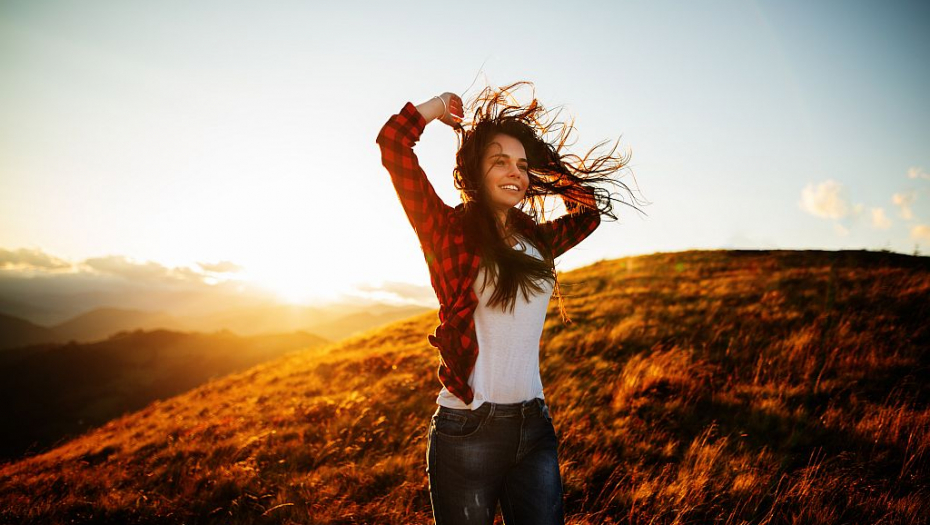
xmin=376 ymin=81 xmax=635 ymax=524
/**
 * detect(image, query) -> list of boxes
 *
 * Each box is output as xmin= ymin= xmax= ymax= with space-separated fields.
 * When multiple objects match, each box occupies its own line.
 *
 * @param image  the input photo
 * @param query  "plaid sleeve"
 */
xmin=539 ymin=185 xmax=601 ymax=258
xmin=376 ymin=102 xmax=452 ymax=249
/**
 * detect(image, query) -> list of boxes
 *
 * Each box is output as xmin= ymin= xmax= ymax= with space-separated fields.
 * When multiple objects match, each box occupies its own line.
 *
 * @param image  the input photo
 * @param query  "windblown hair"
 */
xmin=451 ymin=80 xmax=645 ymax=323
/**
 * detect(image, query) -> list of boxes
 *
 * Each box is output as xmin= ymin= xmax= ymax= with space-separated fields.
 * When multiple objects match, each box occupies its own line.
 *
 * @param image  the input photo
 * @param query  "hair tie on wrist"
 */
xmin=433 ymin=95 xmax=448 ymax=121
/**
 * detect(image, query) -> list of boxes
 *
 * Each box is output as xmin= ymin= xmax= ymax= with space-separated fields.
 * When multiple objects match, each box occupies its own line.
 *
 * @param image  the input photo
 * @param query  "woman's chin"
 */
xmin=498 ymin=194 xmax=525 ymax=207
xmin=501 ymin=201 xmax=522 ymax=211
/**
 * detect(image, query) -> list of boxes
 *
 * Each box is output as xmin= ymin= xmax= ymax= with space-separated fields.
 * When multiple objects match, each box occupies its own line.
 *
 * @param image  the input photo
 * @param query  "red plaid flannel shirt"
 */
xmin=376 ymin=102 xmax=600 ymax=405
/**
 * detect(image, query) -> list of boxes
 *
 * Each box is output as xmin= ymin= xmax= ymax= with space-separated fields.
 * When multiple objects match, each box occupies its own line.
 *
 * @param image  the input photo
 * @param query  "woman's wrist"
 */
xmin=415 ymin=96 xmax=446 ymax=123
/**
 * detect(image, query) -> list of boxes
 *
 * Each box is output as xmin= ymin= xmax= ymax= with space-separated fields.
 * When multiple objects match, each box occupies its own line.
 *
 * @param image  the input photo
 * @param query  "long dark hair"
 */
xmin=451 ymin=81 xmax=646 ymax=323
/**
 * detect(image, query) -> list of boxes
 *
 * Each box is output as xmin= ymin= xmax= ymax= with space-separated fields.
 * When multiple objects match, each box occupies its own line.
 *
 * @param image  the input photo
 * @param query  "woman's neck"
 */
xmin=493 ymin=207 xmax=511 ymax=230
xmin=494 ymin=210 xmax=520 ymax=247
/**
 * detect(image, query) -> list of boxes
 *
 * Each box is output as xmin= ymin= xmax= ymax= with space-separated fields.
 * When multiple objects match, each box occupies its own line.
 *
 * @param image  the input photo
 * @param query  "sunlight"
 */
xmin=241 ymin=261 xmax=357 ymax=305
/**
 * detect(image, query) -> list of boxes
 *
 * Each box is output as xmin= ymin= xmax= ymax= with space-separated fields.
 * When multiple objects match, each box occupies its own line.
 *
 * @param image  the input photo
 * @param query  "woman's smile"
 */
xmin=483 ymin=133 xmax=529 ymax=222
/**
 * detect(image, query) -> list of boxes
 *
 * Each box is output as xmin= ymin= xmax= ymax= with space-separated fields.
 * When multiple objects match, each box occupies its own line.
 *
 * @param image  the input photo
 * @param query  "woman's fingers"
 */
xmin=448 ymin=94 xmax=463 ymax=112
xmin=439 ymin=92 xmax=464 ymax=127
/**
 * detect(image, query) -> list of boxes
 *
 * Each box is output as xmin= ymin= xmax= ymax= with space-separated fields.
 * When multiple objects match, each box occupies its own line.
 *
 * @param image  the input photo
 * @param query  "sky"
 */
xmin=1 ymin=0 xmax=928 ymax=310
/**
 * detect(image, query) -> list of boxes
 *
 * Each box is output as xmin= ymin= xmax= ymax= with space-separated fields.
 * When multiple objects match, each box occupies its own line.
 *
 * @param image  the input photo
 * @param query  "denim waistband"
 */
xmin=440 ymin=397 xmax=546 ymax=418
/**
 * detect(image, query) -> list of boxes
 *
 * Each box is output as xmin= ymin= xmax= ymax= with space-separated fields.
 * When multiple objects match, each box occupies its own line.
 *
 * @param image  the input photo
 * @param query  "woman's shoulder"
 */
xmin=435 ymin=203 xmax=467 ymax=238
xmin=510 ymin=208 xmax=557 ymax=253
xmin=450 ymin=203 xmax=467 ymax=224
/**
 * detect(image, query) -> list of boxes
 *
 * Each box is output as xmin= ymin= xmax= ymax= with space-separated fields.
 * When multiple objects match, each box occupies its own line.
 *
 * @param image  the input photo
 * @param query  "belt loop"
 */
xmin=524 ymin=398 xmax=537 ymax=417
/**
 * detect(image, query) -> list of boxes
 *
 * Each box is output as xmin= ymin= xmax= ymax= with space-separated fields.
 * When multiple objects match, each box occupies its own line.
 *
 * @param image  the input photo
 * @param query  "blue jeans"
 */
xmin=426 ymin=397 xmax=564 ymax=525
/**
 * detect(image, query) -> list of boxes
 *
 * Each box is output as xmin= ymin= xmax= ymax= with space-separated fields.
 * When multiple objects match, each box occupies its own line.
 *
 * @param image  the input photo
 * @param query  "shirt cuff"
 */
xmin=376 ymin=101 xmax=429 ymax=148
xmin=395 ymin=101 xmax=428 ymax=144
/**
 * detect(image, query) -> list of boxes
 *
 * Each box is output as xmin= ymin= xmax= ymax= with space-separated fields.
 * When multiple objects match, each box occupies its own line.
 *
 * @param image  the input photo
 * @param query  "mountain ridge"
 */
xmin=0 ymin=303 xmax=433 ymax=351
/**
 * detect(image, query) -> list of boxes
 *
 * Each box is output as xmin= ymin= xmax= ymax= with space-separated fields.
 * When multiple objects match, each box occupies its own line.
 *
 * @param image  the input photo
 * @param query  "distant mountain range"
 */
xmin=0 ymin=303 xmax=432 ymax=351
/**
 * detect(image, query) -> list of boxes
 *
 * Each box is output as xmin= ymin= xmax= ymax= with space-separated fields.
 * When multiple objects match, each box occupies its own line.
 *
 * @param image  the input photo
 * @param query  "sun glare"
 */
xmin=240 ymin=262 xmax=358 ymax=306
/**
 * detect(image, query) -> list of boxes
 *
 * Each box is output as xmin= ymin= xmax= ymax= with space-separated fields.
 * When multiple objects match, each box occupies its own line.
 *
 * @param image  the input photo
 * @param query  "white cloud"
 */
xmin=82 ymin=255 xmax=175 ymax=281
xmin=198 ymin=260 xmax=243 ymax=273
xmin=833 ymin=222 xmax=849 ymax=237
xmin=0 ymin=247 xmax=72 ymax=271
xmin=907 ymin=167 xmax=930 ymax=180
xmin=0 ymin=246 xmax=246 ymax=287
xmin=80 ymin=255 xmax=241 ymax=284
xmin=0 ymin=250 xmax=276 ymax=326
xmin=912 ymin=225 xmax=930 ymax=243
xmin=892 ymin=191 xmax=916 ymax=220
xmin=352 ymin=280 xmax=436 ymax=306
xmin=799 ymin=180 xmax=850 ymax=219
xmin=870 ymin=207 xmax=892 ymax=230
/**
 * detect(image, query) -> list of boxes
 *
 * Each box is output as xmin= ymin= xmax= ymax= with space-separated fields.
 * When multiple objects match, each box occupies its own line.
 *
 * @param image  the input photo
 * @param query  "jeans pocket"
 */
xmin=541 ymin=404 xmax=554 ymax=424
xmin=433 ymin=409 xmax=483 ymax=438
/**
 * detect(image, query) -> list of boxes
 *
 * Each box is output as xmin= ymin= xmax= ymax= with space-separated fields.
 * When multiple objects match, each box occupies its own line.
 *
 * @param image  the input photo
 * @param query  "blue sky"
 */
xmin=1 ymin=0 xmax=928 ymax=307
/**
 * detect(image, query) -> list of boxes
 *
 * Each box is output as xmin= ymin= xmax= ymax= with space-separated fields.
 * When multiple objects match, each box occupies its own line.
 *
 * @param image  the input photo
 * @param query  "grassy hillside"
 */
xmin=0 ymin=249 xmax=927 ymax=524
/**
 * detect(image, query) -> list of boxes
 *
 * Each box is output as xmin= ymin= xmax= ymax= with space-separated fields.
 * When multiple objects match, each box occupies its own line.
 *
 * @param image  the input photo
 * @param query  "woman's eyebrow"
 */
xmin=488 ymin=153 xmax=528 ymax=163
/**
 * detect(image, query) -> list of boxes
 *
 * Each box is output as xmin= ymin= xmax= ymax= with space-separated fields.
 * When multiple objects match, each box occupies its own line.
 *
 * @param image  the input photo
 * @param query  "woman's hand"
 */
xmin=416 ymin=92 xmax=464 ymax=128
xmin=436 ymin=92 xmax=464 ymax=128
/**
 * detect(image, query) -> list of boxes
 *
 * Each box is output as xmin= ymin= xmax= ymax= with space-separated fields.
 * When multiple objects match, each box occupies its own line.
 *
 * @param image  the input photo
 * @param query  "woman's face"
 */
xmin=481 ymin=133 xmax=529 ymax=216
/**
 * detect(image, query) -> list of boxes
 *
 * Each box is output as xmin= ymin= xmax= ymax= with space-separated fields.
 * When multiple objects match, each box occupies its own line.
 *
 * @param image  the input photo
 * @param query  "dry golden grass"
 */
xmin=0 ymin=249 xmax=927 ymax=524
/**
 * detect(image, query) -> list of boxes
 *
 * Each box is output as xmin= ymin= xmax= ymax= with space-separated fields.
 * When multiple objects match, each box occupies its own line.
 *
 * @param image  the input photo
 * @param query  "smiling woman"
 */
xmin=377 ymin=80 xmax=642 ymax=524
xmin=482 ymin=134 xmax=530 ymax=237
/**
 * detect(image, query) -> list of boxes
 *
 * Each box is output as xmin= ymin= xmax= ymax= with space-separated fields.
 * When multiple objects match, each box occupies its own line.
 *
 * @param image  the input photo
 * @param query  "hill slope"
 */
xmin=0 ymin=249 xmax=927 ymax=524
xmin=0 ymin=312 xmax=56 ymax=349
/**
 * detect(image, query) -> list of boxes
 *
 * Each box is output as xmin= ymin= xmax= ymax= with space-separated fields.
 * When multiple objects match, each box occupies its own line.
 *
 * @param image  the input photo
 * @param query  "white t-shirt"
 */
xmin=436 ymin=235 xmax=554 ymax=410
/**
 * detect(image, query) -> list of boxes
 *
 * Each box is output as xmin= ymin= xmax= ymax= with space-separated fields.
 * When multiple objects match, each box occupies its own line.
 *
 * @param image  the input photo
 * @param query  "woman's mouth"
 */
xmin=499 ymin=184 xmax=520 ymax=192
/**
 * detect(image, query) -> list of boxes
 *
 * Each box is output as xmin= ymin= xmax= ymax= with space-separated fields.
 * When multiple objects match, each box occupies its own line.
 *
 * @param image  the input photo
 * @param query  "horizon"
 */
xmin=2 ymin=245 xmax=922 ymax=329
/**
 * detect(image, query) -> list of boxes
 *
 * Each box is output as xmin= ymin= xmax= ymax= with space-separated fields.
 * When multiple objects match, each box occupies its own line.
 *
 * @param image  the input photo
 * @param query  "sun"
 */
xmin=240 ymin=260 xmax=357 ymax=306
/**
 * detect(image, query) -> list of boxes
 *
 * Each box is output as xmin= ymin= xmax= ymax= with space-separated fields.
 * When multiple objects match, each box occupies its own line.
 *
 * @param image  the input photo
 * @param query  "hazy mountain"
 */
xmin=49 ymin=307 xmax=190 ymax=342
xmin=0 ymin=303 xmax=432 ymax=351
xmin=180 ymin=302 xmax=432 ymax=339
xmin=302 ymin=304 xmax=434 ymax=341
xmin=0 ymin=312 xmax=56 ymax=349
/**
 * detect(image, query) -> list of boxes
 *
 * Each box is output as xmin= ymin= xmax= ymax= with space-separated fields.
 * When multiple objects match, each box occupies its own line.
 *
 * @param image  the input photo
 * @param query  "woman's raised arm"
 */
xmin=538 ymin=183 xmax=602 ymax=259
xmin=416 ymin=92 xmax=464 ymax=128
xmin=375 ymin=93 xmax=464 ymax=250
